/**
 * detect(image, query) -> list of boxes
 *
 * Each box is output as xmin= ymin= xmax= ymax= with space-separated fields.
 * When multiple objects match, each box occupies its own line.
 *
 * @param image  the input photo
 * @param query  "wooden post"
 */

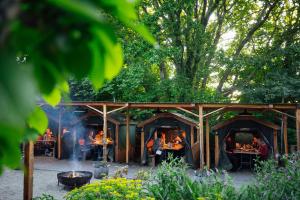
xmin=206 ymin=117 xmax=210 ymax=169
xmin=196 ymin=128 xmax=200 ymax=142
xmin=141 ymin=128 xmax=145 ymax=164
xmin=58 ymin=109 xmax=62 ymax=159
xmin=115 ymin=125 xmax=119 ymax=162
xmin=214 ymin=132 xmax=219 ymax=168
xmin=273 ymin=129 xmax=278 ymax=158
xmin=126 ymin=110 xmax=130 ymax=163
xmin=24 ymin=141 xmax=34 ymax=200
xmin=190 ymin=126 xmax=194 ymax=146
xmin=283 ymin=115 xmax=288 ymax=156
xmin=296 ymin=108 xmax=300 ymax=151
xmin=199 ymin=105 xmax=204 ymax=169
xmin=103 ymin=104 xmax=107 ymax=162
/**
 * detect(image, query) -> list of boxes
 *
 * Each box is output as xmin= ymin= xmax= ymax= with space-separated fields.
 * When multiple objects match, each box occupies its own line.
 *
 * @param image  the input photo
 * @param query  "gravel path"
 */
xmin=0 ymin=157 xmax=255 ymax=200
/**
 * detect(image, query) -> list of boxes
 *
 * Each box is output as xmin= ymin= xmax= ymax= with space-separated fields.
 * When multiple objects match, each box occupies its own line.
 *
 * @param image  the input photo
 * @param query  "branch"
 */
xmin=217 ymin=1 xmax=278 ymax=93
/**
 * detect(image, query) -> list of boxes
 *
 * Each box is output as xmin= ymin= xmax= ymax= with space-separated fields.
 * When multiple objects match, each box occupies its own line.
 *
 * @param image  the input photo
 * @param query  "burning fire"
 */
xmin=68 ymin=171 xmax=80 ymax=178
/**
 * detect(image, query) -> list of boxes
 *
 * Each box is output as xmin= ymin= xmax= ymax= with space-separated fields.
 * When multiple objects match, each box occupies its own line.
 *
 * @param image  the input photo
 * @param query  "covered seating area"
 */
xmin=212 ymin=113 xmax=280 ymax=170
xmin=35 ymin=102 xmax=299 ymax=168
xmin=138 ymin=112 xmax=197 ymax=167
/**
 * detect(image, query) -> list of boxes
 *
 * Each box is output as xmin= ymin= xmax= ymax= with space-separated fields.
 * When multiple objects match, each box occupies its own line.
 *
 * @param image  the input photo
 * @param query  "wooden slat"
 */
xmin=296 ymin=109 xmax=300 ymax=151
xmin=126 ymin=110 xmax=130 ymax=163
xmin=141 ymin=128 xmax=144 ymax=164
xmin=214 ymin=132 xmax=219 ymax=167
xmin=199 ymin=105 xmax=204 ymax=169
xmin=190 ymin=126 xmax=194 ymax=146
xmin=58 ymin=109 xmax=62 ymax=159
xmin=283 ymin=115 xmax=288 ymax=156
xmin=115 ymin=125 xmax=119 ymax=162
xmin=103 ymin=104 xmax=107 ymax=162
xmin=273 ymin=129 xmax=278 ymax=158
xmin=176 ymin=107 xmax=198 ymax=117
xmin=206 ymin=117 xmax=210 ymax=169
xmin=24 ymin=141 xmax=34 ymax=200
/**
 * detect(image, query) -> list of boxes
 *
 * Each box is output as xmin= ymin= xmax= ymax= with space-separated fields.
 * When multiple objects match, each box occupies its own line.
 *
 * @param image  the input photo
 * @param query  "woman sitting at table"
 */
xmin=257 ymin=138 xmax=268 ymax=160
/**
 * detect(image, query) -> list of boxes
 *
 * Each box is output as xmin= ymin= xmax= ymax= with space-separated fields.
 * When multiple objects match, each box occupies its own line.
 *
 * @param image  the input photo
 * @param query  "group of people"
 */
xmin=35 ymin=128 xmax=56 ymax=156
xmin=225 ymin=134 xmax=269 ymax=171
xmin=146 ymin=131 xmax=187 ymax=164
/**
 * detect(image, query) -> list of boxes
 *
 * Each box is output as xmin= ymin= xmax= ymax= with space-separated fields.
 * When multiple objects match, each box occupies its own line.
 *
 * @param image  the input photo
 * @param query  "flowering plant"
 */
xmin=65 ymin=178 xmax=153 ymax=200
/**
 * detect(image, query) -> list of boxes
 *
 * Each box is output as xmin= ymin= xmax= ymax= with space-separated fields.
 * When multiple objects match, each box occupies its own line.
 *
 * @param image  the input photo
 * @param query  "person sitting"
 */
xmin=88 ymin=130 xmax=96 ymax=144
xmin=44 ymin=128 xmax=55 ymax=156
xmin=257 ymin=138 xmax=268 ymax=160
xmin=225 ymin=136 xmax=239 ymax=171
xmin=146 ymin=138 xmax=154 ymax=154
xmin=252 ymin=136 xmax=259 ymax=149
xmin=153 ymin=132 xmax=166 ymax=164
xmin=95 ymin=130 xmax=104 ymax=142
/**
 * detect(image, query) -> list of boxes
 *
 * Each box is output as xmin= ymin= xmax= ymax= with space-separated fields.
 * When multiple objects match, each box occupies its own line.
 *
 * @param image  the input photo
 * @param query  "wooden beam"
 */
xmin=176 ymin=107 xmax=198 ymax=118
xmin=273 ymin=129 xmax=278 ymax=158
xmin=296 ymin=108 xmax=300 ymax=151
xmin=214 ymin=132 xmax=219 ymax=168
xmin=58 ymin=109 xmax=62 ymax=159
xmin=199 ymin=105 xmax=204 ymax=169
xmin=190 ymin=126 xmax=194 ymax=146
xmin=206 ymin=117 xmax=210 ymax=169
xmin=23 ymin=141 xmax=34 ymax=200
xmin=271 ymin=109 xmax=296 ymax=119
xmin=283 ymin=115 xmax=288 ymax=156
xmin=103 ymin=104 xmax=107 ymax=162
xmin=126 ymin=110 xmax=130 ymax=163
xmin=115 ymin=125 xmax=119 ymax=162
xmin=86 ymin=105 xmax=103 ymax=115
xmin=141 ymin=128 xmax=145 ymax=164
xmin=203 ymin=107 xmax=226 ymax=118
xmin=107 ymin=104 xmax=128 ymax=115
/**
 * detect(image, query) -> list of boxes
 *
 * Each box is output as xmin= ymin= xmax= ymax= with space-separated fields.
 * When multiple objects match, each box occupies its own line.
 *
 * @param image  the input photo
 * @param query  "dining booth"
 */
xmin=212 ymin=113 xmax=280 ymax=170
xmin=137 ymin=112 xmax=198 ymax=167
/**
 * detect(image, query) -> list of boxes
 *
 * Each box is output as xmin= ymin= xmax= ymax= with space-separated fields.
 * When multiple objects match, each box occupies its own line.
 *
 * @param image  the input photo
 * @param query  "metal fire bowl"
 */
xmin=57 ymin=171 xmax=93 ymax=187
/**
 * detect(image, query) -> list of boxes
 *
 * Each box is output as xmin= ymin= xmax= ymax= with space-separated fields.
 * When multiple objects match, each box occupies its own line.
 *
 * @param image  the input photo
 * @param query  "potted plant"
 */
xmin=93 ymin=161 xmax=109 ymax=179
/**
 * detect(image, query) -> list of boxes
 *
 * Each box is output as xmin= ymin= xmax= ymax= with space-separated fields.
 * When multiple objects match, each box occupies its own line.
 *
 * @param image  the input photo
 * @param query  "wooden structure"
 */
xmin=24 ymin=102 xmax=299 ymax=200
xmin=137 ymin=112 xmax=198 ymax=166
xmin=212 ymin=115 xmax=281 ymax=168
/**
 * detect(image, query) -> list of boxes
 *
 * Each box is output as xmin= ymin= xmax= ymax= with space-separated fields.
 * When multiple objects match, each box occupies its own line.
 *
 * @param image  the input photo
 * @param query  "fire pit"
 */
xmin=57 ymin=171 xmax=93 ymax=187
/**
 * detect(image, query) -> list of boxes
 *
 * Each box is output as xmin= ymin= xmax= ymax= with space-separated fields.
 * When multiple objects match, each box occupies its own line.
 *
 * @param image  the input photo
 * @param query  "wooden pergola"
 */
xmin=24 ymin=102 xmax=300 ymax=199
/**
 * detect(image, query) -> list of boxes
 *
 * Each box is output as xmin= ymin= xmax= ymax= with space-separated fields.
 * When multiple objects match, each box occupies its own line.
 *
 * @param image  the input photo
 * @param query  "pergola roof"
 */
xmin=212 ymin=115 xmax=280 ymax=131
xmin=137 ymin=112 xmax=198 ymax=127
xmin=52 ymin=101 xmax=298 ymax=111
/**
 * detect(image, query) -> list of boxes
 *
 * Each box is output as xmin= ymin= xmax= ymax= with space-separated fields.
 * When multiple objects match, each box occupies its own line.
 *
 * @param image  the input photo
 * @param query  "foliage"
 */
xmin=65 ymin=178 xmax=152 ymax=200
xmin=0 ymin=0 xmax=153 ymax=173
xmin=142 ymin=156 xmax=237 ymax=200
xmin=33 ymin=194 xmax=56 ymax=200
xmin=240 ymin=153 xmax=300 ymax=200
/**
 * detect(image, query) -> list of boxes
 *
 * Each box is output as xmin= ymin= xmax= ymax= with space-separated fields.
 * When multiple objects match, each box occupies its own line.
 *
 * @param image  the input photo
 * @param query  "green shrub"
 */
xmin=240 ymin=153 xmax=300 ymax=200
xmin=141 ymin=156 xmax=237 ymax=200
xmin=65 ymin=178 xmax=153 ymax=200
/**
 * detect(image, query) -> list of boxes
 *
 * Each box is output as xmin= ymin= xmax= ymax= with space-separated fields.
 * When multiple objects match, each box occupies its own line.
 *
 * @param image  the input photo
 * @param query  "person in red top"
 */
xmin=257 ymin=138 xmax=268 ymax=160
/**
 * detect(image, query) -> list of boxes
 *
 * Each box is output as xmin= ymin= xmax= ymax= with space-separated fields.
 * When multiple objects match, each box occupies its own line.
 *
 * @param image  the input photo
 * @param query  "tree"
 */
xmin=0 ymin=0 xmax=154 ymax=173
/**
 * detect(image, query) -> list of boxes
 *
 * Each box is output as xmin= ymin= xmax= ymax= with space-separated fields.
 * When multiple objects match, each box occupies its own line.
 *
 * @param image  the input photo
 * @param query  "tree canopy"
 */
xmin=71 ymin=0 xmax=299 ymax=104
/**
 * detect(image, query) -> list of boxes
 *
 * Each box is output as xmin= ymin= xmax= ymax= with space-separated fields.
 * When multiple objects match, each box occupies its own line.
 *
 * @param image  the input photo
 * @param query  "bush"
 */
xmin=65 ymin=178 xmax=152 ymax=200
xmin=141 ymin=156 xmax=237 ymax=200
xmin=240 ymin=153 xmax=300 ymax=200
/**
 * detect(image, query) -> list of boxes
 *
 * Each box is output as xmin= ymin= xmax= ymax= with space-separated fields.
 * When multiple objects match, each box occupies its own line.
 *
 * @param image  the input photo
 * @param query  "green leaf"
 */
xmin=88 ymin=38 xmax=105 ymax=89
xmin=93 ymin=28 xmax=123 ymax=80
xmin=48 ymin=0 xmax=104 ymax=24
xmin=43 ymin=87 xmax=61 ymax=106
xmin=0 ymin=123 xmax=22 ymax=173
xmin=27 ymin=106 xmax=48 ymax=134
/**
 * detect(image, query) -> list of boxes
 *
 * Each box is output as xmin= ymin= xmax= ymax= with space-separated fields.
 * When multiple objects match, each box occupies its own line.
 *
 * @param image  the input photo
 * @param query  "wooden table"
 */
xmin=162 ymin=143 xmax=184 ymax=151
xmin=91 ymin=140 xmax=113 ymax=160
xmin=233 ymin=149 xmax=259 ymax=170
